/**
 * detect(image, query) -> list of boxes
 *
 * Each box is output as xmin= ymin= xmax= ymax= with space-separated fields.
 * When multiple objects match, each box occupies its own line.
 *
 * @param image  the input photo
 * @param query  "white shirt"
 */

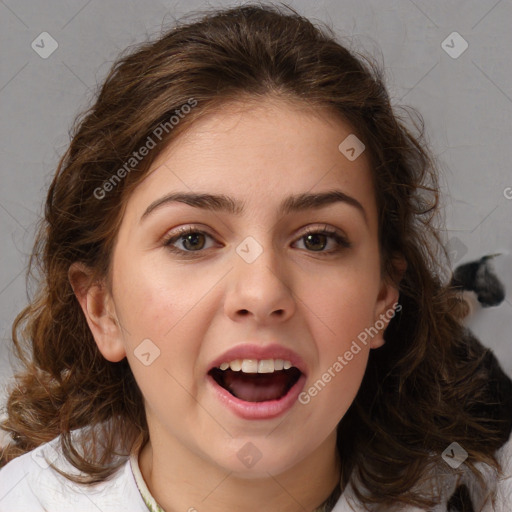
xmin=1 ymin=432 xmax=511 ymax=511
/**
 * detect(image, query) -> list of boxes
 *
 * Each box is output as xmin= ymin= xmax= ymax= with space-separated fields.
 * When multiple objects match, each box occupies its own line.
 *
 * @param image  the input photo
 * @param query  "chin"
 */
xmin=205 ymin=437 xmax=313 ymax=478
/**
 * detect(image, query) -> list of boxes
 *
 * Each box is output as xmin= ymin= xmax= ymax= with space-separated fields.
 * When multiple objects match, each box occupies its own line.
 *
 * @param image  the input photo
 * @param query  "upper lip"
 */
xmin=208 ymin=343 xmax=308 ymax=375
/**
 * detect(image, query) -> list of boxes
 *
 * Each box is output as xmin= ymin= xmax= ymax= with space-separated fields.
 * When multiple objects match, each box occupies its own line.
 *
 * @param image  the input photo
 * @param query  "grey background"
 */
xmin=1 ymin=0 xmax=511 ymax=427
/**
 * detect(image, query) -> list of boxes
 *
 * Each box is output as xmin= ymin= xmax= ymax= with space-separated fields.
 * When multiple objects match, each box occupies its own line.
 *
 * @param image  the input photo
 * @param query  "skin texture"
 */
xmin=69 ymin=98 xmax=400 ymax=512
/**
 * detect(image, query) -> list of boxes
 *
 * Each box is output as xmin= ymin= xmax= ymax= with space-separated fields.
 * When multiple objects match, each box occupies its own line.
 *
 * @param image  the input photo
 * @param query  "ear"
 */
xmin=68 ymin=262 xmax=126 ymax=362
xmin=370 ymin=255 xmax=406 ymax=349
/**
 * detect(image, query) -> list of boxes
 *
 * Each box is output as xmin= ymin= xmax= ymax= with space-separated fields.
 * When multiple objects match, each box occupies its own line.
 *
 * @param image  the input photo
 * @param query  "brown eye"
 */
xmin=294 ymin=227 xmax=351 ymax=254
xmin=303 ymin=233 xmax=328 ymax=252
xmin=163 ymin=227 xmax=215 ymax=256
xmin=180 ymin=232 xmax=206 ymax=251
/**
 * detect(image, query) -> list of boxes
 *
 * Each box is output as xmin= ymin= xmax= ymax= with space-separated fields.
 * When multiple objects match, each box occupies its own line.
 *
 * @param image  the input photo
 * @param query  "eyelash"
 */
xmin=162 ymin=225 xmax=351 ymax=258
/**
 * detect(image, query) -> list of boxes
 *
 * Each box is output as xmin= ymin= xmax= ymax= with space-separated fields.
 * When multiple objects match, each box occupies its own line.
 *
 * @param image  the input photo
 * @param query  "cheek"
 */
xmin=300 ymin=264 xmax=379 ymax=413
xmin=114 ymin=252 xmax=208 ymax=336
xmin=303 ymin=263 xmax=381 ymax=341
xmin=299 ymin=339 xmax=368 ymax=430
xmin=112 ymin=257 xmax=209 ymax=391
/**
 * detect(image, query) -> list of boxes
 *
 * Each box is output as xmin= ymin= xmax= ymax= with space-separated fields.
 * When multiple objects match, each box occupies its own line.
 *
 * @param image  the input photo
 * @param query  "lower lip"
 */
xmin=207 ymin=372 xmax=307 ymax=420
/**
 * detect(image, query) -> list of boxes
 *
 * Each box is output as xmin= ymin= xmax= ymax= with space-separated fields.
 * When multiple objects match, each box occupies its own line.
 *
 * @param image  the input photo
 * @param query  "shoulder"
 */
xmin=439 ymin=431 xmax=512 ymax=512
xmin=0 ymin=444 xmax=46 ymax=511
xmin=483 ymin=429 xmax=512 ymax=510
xmin=333 ymin=432 xmax=512 ymax=512
xmin=0 ymin=437 xmax=148 ymax=512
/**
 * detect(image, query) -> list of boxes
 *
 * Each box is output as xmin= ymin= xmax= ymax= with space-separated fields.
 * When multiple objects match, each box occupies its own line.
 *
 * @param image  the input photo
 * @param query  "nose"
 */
xmin=224 ymin=239 xmax=296 ymax=325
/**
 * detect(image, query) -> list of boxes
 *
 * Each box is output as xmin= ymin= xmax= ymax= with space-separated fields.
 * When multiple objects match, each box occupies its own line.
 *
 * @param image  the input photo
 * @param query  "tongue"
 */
xmin=223 ymin=370 xmax=292 ymax=402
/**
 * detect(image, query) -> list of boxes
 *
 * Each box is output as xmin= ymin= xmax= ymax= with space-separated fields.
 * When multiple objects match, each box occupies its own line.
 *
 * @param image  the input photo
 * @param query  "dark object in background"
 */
xmin=449 ymin=254 xmax=511 ymax=446
xmin=446 ymin=255 xmax=511 ymax=511
xmin=461 ymin=328 xmax=512 ymax=447
xmin=450 ymin=254 xmax=506 ymax=307
xmin=447 ymin=484 xmax=475 ymax=512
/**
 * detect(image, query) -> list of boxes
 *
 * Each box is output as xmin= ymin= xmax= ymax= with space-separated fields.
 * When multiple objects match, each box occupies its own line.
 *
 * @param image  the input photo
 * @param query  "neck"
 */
xmin=138 ymin=431 xmax=341 ymax=512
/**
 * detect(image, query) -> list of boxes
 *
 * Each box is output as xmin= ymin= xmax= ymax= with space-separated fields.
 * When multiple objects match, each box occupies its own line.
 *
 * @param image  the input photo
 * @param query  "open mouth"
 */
xmin=208 ymin=365 xmax=302 ymax=403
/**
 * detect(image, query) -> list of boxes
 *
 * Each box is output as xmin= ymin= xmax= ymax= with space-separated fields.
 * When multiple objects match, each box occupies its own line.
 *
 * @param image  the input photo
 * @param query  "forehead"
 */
xmin=160 ymin=97 xmax=367 ymax=168
xmin=123 ymin=98 xmax=376 ymax=225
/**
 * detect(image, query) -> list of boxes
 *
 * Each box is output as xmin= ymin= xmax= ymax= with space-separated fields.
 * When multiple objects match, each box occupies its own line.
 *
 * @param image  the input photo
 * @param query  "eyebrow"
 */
xmin=140 ymin=190 xmax=367 ymax=224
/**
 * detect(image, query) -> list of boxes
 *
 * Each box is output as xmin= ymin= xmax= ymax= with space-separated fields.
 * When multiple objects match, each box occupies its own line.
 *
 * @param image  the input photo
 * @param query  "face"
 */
xmin=73 ymin=98 xmax=399 ymax=478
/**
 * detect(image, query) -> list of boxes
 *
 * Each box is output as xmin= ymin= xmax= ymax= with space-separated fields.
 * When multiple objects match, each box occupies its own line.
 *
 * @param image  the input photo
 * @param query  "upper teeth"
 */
xmin=218 ymin=359 xmax=294 ymax=373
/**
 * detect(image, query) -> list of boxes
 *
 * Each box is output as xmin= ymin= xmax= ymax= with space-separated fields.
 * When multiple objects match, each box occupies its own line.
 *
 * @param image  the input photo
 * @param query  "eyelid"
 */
xmin=162 ymin=225 xmax=216 ymax=247
xmin=298 ymin=224 xmax=347 ymax=239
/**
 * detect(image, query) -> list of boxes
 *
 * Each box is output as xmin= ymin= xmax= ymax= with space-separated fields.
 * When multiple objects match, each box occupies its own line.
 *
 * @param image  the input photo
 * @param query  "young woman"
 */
xmin=1 ymin=4 xmax=510 ymax=511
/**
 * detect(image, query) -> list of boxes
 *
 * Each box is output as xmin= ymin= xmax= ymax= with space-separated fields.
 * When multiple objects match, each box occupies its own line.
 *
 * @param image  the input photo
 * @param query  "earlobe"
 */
xmin=370 ymin=280 xmax=401 ymax=350
xmin=68 ymin=262 xmax=126 ymax=363
xmin=369 ymin=335 xmax=385 ymax=349
xmin=370 ymin=255 xmax=406 ymax=349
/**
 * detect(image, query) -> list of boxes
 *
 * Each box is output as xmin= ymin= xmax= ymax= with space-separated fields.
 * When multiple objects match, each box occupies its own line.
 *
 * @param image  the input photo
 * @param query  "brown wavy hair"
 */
xmin=1 ymin=3 xmax=508 ymax=509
